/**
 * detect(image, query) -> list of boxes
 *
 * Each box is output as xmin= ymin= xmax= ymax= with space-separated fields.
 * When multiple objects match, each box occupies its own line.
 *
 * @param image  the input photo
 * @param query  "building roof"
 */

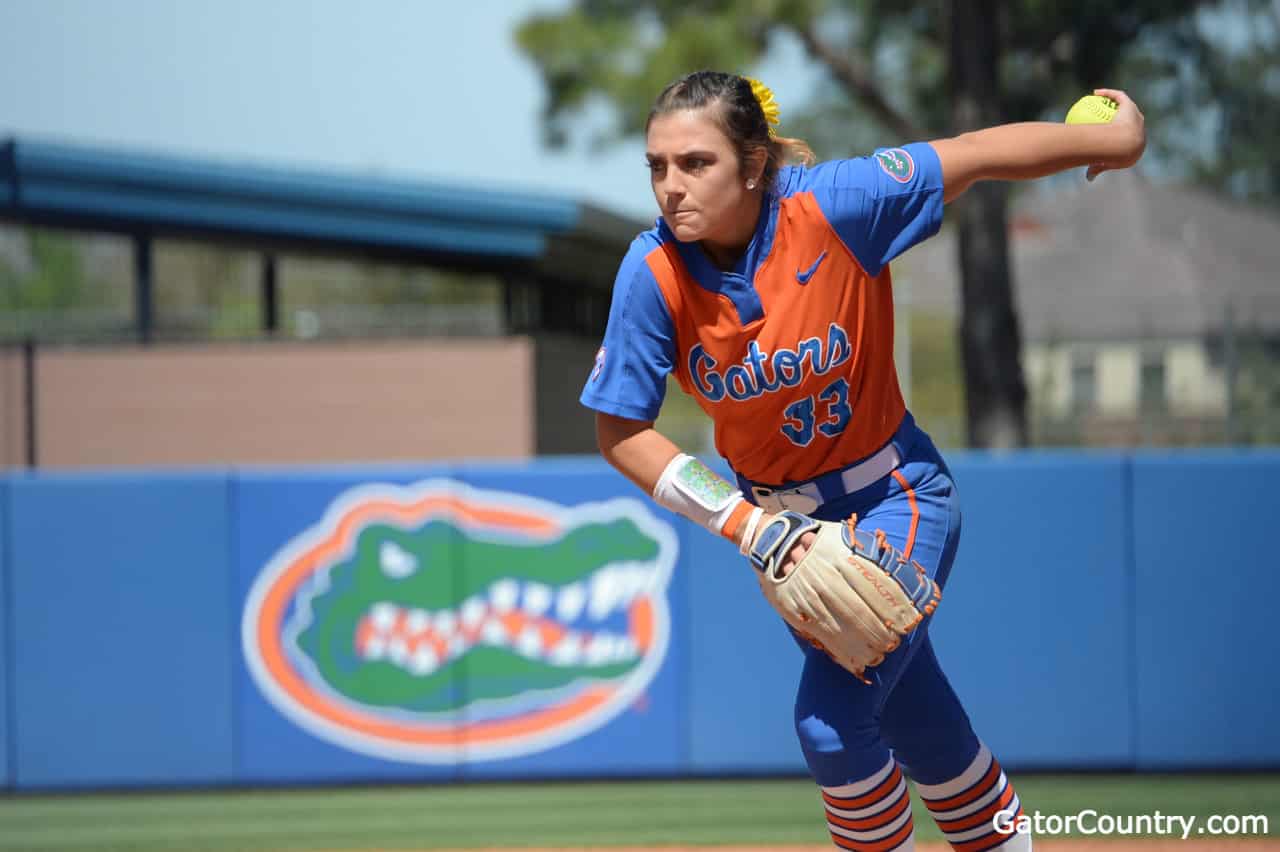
xmin=0 ymin=136 xmax=641 ymax=292
xmin=895 ymin=170 xmax=1280 ymax=342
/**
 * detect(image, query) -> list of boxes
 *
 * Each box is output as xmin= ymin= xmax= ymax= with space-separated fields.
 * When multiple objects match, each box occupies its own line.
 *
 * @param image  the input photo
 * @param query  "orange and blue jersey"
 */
xmin=580 ymin=142 xmax=943 ymax=486
xmin=584 ymin=140 xmax=1019 ymax=809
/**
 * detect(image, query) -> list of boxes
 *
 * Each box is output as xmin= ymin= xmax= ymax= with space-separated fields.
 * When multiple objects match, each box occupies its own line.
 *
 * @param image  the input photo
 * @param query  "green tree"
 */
xmin=516 ymin=0 xmax=1211 ymax=447
xmin=1121 ymin=0 xmax=1279 ymax=206
xmin=0 ymin=229 xmax=109 ymax=340
xmin=0 ymin=230 xmax=93 ymax=313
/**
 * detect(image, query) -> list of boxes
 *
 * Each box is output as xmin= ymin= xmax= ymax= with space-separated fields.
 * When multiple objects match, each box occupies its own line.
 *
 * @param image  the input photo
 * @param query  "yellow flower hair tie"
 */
xmin=746 ymin=77 xmax=780 ymax=137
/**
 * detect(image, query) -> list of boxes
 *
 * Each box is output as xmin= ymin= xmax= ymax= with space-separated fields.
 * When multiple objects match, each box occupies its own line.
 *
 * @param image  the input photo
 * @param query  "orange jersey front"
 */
xmin=582 ymin=143 xmax=944 ymax=486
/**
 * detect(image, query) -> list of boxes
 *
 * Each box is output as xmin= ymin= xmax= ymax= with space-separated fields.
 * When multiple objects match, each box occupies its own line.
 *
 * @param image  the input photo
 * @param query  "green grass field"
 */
xmin=1 ymin=775 xmax=1277 ymax=851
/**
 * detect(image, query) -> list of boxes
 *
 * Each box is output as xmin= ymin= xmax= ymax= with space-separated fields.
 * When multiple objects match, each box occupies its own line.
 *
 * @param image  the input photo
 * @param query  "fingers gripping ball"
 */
xmin=1065 ymin=94 xmax=1118 ymax=125
xmin=748 ymin=512 xmax=941 ymax=683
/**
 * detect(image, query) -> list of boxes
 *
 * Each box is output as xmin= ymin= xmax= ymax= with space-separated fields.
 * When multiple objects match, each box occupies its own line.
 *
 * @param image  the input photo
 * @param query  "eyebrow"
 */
xmin=645 ymin=149 xmax=718 ymax=161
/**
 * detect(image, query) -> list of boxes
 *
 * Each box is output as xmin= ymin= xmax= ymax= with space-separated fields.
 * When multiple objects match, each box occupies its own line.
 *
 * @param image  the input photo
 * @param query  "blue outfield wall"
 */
xmin=1 ymin=452 xmax=1277 ymax=789
xmin=933 ymin=454 xmax=1135 ymax=768
xmin=7 ymin=472 xmax=236 ymax=788
xmin=1130 ymin=453 xmax=1280 ymax=768
xmin=1 ymin=479 xmax=10 ymax=789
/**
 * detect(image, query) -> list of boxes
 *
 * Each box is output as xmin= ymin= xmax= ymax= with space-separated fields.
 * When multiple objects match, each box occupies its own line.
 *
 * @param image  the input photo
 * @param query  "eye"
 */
xmin=379 ymin=540 xmax=418 ymax=579
xmin=646 ymin=160 xmax=665 ymax=174
xmin=685 ymin=158 xmax=707 ymax=171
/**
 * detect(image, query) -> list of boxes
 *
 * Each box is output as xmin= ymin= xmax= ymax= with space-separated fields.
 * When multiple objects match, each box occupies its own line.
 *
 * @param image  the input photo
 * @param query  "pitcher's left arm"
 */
xmin=932 ymin=88 xmax=1145 ymax=203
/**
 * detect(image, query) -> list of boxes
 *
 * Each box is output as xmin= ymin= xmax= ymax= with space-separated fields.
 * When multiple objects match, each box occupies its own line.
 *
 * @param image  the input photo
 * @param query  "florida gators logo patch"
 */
xmin=590 ymin=345 xmax=607 ymax=382
xmin=242 ymin=480 xmax=677 ymax=763
xmin=875 ymin=148 xmax=915 ymax=183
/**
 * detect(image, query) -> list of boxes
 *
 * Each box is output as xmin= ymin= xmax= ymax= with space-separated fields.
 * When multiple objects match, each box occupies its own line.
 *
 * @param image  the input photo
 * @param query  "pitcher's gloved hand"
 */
xmin=748 ymin=511 xmax=940 ymax=683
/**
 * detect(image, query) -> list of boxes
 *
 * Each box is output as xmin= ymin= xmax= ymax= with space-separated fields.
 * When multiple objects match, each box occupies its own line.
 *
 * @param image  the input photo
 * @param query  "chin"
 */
xmin=665 ymin=217 xmax=704 ymax=243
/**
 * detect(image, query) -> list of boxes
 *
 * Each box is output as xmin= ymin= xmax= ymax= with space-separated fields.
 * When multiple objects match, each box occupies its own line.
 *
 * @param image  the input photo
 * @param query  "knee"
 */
xmin=796 ymin=713 xmax=850 ymax=754
xmin=883 ymin=719 xmax=979 ymax=784
xmin=795 ymin=711 xmax=881 ymax=785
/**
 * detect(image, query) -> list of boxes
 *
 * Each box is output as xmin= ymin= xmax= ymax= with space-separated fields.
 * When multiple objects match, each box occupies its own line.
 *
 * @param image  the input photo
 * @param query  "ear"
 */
xmin=748 ymin=148 xmax=768 ymax=184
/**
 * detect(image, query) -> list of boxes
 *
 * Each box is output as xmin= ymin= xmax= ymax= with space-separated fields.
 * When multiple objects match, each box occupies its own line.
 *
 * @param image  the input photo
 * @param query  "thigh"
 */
xmin=807 ymin=445 xmax=962 ymax=695
xmin=852 ymin=451 xmax=962 ymax=591
xmin=793 ymin=640 xmax=891 ymax=785
xmin=793 ymin=432 xmax=965 ymax=781
xmin=815 ymin=432 xmax=962 ymax=589
xmin=793 ymin=442 xmax=963 ymax=736
xmin=880 ymin=634 xmax=980 ymax=784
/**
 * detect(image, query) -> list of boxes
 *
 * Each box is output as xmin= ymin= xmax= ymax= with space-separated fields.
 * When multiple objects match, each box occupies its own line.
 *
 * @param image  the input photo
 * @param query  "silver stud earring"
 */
xmin=746 ymin=179 xmax=757 ymax=190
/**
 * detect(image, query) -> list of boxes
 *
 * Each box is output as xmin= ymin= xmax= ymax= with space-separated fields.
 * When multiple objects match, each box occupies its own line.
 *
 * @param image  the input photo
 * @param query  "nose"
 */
xmin=660 ymin=181 xmax=685 ymax=209
xmin=656 ymin=170 xmax=685 ymax=200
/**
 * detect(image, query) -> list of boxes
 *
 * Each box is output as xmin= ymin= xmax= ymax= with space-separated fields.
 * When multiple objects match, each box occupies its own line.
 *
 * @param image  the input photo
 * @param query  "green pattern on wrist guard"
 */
xmin=675 ymin=458 xmax=737 ymax=509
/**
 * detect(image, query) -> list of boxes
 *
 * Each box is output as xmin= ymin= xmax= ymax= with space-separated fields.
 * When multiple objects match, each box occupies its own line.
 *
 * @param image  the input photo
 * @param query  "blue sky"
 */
xmin=0 ymin=0 xmax=817 ymax=221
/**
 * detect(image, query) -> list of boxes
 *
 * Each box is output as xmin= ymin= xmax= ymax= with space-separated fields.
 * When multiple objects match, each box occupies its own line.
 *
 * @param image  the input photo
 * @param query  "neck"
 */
xmin=700 ymin=193 xmax=763 ymax=271
xmin=700 ymin=238 xmax=746 ymax=270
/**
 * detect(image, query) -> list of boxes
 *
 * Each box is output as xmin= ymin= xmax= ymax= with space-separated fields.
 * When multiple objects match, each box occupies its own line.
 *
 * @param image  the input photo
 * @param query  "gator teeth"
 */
xmin=360 ymin=603 xmax=642 ymax=672
xmin=490 ymin=579 xmax=519 ymax=613
xmin=404 ymin=608 xmax=430 ymax=634
xmin=621 ymin=563 xmax=652 ymax=602
xmin=388 ymin=637 xmax=410 ymax=665
xmin=556 ymin=582 xmax=586 ymax=622
xmin=364 ymin=635 xmax=387 ymax=660
xmin=615 ymin=636 xmax=638 ymax=661
xmin=515 ymin=625 xmax=543 ymax=657
xmin=549 ymin=633 xmax=582 ymax=666
xmin=357 ymin=561 xmax=657 ymax=675
xmin=585 ymin=634 xmax=615 ymax=665
xmin=460 ymin=596 xmax=486 ymax=628
xmin=589 ymin=569 xmax=625 ymax=620
xmin=523 ymin=582 xmax=553 ymax=617
xmin=481 ymin=619 xmax=507 ymax=646
xmin=587 ymin=564 xmax=654 ymax=621
xmin=410 ymin=645 xmax=439 ymax=676
xmin=371 ymin=602 xmax=398 ymax=632
xmin=434 ymin=610 xmax=456 ymax=636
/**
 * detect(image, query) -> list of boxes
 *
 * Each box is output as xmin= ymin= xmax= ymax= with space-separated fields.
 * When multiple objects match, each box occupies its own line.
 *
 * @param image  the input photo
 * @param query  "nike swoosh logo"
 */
xmin=796 ymin=251 xmax=828 ymax=285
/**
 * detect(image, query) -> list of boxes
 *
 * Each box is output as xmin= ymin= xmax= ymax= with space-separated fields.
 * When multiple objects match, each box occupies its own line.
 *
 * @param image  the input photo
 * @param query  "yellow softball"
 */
xmin=1064 ymin=94 xmax=1118 ymax=125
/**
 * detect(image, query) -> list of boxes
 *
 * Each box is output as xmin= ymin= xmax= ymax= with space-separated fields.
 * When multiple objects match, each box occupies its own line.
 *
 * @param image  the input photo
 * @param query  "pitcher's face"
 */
xmin=646 ymin=108 xmax=752 ymax=245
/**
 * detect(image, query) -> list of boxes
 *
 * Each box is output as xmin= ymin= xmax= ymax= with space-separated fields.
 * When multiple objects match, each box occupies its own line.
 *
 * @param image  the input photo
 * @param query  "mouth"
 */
xmin=291 ymin=511 xmax=667 ymax=715
xmin=353 ymin=563 xmax=655 ymax=679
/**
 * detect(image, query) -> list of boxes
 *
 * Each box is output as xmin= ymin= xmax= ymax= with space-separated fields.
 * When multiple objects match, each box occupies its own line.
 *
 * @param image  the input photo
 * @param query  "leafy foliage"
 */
xmin=516 ymin=0 xmax=1266 ymax=448
xmin=517 ymin=1 xmax=1211 ymax=151
xmin=0 ymin=230 xmax=95 ymax=313
xmin=1120 ymin=0 xmax=1280 ymax=206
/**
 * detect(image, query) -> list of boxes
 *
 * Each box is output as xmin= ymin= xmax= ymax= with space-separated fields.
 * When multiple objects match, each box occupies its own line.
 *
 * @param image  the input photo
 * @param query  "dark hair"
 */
xmin=646 ymin=70 xmax=814 ymax=187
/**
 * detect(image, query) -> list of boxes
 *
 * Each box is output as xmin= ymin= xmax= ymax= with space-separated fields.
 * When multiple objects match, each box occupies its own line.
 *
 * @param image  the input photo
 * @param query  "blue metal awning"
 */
xmin=0 ymin=137 xmax=586 ymax=261
xmin=0 ymin=136 xmax=643 ymax=343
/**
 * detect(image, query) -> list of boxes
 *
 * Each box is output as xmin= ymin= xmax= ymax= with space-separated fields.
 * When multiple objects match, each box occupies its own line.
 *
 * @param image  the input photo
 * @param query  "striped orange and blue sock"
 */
xmin=821 ymin=758 xmax=916 ymax=851
xmin=915 ymin=743 xmax=1029 ymax=851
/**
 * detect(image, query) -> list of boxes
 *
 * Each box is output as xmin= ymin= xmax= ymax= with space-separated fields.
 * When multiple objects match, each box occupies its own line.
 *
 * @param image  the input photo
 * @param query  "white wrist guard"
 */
xmin=738 ymin=505 xmax=766 ymax=556
xmin=652 ymin=453 xmax=754 ymax=542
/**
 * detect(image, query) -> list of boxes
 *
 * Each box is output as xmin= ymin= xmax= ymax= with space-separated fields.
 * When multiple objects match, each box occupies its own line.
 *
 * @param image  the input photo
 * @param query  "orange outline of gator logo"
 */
xmin=241 ymin=479 xmax=677 ymax=763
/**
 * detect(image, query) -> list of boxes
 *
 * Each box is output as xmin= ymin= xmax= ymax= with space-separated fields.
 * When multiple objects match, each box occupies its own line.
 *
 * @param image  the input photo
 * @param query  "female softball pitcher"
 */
xmin=581 ymin=70 xmax=1144 ymax=851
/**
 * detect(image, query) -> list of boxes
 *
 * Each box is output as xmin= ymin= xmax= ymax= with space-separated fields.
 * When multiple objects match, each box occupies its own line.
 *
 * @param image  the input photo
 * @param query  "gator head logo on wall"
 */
xmin=242 ymin=480 xmax=677 ymax=763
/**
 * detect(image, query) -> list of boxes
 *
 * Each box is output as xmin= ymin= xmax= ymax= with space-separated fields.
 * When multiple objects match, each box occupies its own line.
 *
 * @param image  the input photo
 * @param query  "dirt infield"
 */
xmin=418 ymin=843 xmax=1280 ymax=851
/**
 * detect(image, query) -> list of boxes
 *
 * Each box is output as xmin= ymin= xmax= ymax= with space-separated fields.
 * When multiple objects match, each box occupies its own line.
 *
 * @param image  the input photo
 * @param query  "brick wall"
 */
xmin=6 ymin=340 xmax=536 ymax=468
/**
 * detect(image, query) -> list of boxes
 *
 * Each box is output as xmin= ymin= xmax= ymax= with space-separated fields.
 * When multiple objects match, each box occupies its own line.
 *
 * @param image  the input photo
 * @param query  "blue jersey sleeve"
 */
xmin=579 ymin=239 xmax=676 ymax=422
xmin=791 ymin=141 xmax=944 ymax=277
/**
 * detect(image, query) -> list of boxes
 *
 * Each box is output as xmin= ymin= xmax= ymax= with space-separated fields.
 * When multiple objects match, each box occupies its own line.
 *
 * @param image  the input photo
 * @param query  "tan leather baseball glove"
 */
xmin=748 ymin=511 xmax=940 ymax=683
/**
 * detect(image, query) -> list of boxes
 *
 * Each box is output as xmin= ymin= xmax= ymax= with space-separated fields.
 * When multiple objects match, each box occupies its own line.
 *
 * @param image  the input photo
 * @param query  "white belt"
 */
xmin=748 ymin=442 xmax=902 ymax=515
